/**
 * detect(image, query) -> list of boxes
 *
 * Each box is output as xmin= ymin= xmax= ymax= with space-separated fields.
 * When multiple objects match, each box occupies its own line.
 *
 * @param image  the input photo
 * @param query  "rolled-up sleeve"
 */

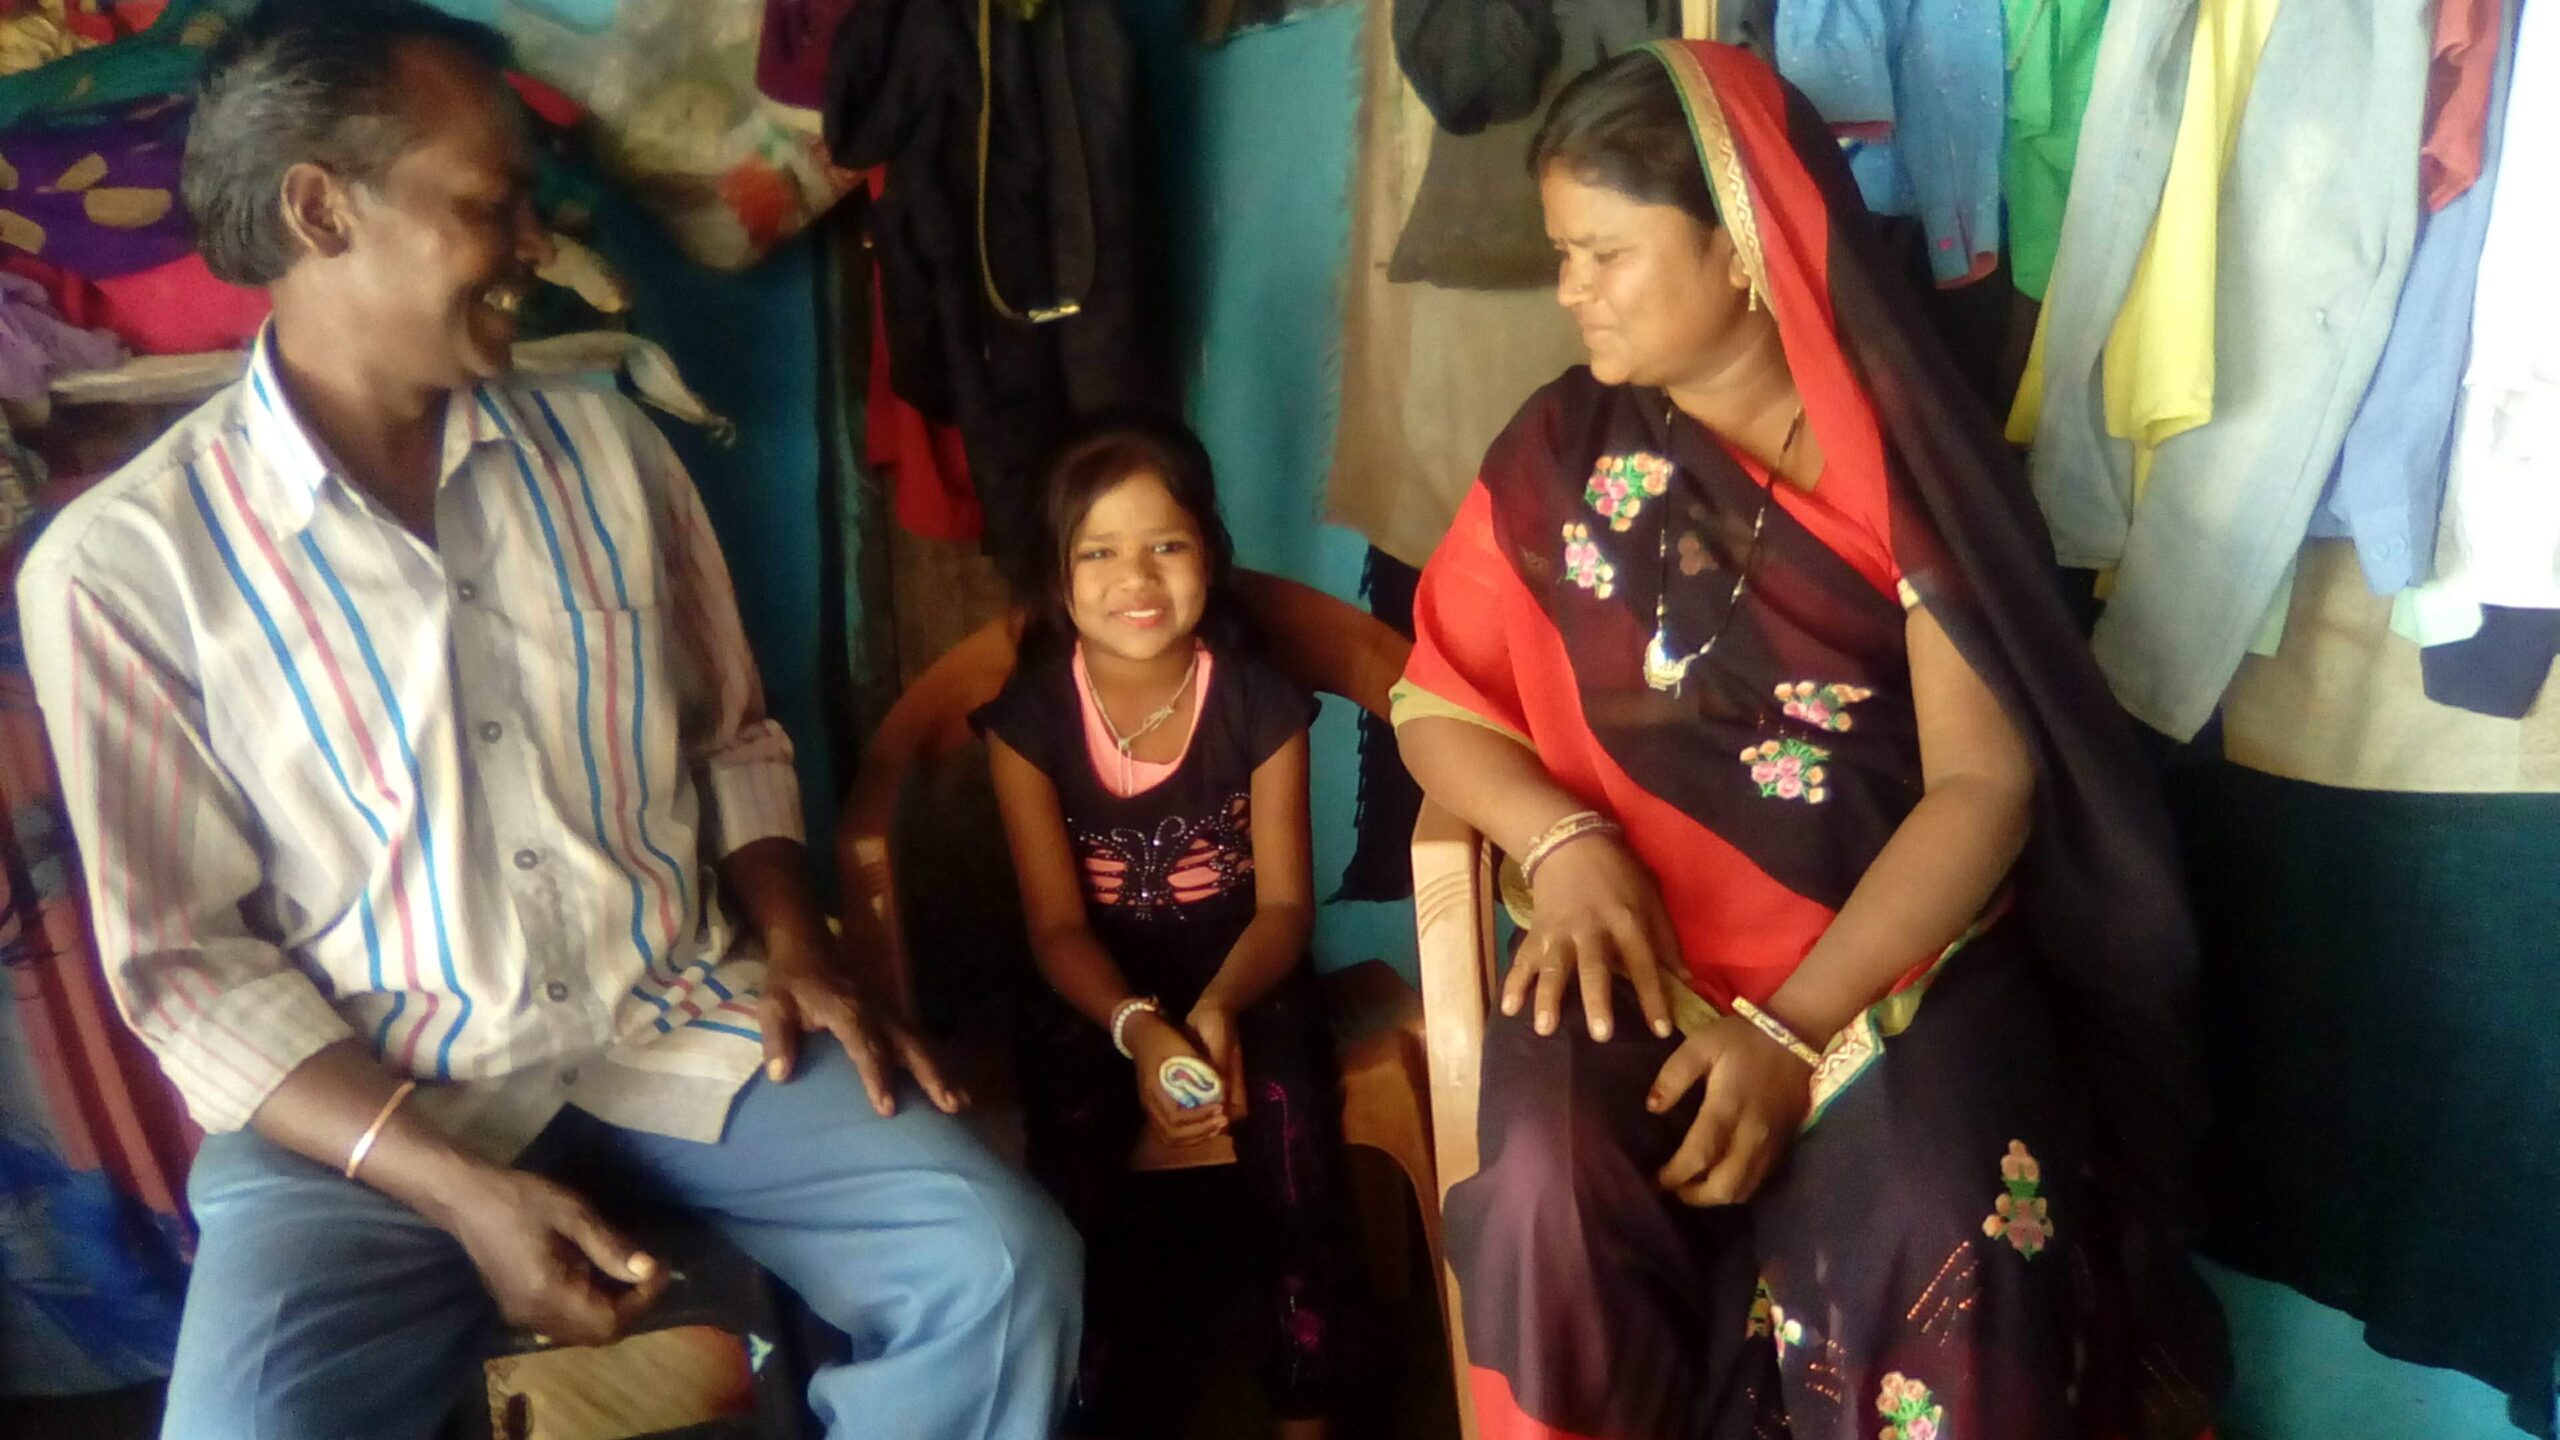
xmin=634 ymin=416 xmax=803 ymax=858
xmin=19 ymin=555 xmax=351 ymax=1132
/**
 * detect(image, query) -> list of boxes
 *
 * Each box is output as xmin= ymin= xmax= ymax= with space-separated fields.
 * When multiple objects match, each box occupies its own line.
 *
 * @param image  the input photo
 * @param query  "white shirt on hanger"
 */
xmin=2427 ymin=0 xmax=2559 ymax=608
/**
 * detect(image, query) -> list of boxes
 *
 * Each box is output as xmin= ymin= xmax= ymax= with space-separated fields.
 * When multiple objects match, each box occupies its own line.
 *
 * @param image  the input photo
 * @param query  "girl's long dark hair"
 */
xmin=1014 ymin=409 xmax=1256 ymax=661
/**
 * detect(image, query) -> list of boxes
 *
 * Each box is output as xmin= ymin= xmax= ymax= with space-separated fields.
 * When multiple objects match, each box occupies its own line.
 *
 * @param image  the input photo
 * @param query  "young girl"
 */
xmin=975 ymin=415 xmax=1350 ymax=1440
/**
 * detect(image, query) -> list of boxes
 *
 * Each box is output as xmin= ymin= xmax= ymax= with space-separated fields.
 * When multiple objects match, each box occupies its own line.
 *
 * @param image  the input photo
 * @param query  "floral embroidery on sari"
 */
xmin=1775 ymin=679 xmax=1874 ymax=732
xmin=1981 ymin=1139 xmax=2053 ymax=1258
xmin=1875 ymin=1372 xmax=1947 ymax=1440
xmin=1740 ymin=736 xmax=1830 ymax=803
xmin=1582 ymin=451 xmax=1674 ymax=531
xmin=1560 ymin=522 xmax=1617 ymax=598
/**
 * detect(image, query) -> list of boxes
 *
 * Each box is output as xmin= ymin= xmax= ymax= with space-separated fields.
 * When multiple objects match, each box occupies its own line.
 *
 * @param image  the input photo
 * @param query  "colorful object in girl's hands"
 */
xmin=1157 ymin=1056 xmax=1224 ymax=1110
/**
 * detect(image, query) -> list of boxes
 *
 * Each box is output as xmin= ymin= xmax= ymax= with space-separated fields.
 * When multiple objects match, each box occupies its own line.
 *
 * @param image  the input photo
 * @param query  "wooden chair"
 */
xmin=831 ymin=566 xmax=1449 ymax=1321
xmin=1411 ymin=797 xmax=1498 ymax=1440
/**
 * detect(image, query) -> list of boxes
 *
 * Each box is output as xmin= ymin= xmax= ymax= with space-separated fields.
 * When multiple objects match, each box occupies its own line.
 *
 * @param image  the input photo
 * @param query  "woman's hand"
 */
xmin=1125 ymin=1011 xmax=1230 ymax=1148
xmin=1505 ymin=833 xmax=1681 ymax=1042
xmin=1646 ymin=1015 xmax=1812 ymax=1206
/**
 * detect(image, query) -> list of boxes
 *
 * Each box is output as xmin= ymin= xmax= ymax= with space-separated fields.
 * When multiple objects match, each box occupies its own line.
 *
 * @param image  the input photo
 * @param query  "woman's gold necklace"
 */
xmin=1641 ymin=402 xmax=1803 ymax=696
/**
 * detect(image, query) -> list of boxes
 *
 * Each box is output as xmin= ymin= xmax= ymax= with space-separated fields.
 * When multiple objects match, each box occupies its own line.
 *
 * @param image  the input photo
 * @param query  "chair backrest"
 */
xmin=834 ymin=569 xmax=1414 ymax=1009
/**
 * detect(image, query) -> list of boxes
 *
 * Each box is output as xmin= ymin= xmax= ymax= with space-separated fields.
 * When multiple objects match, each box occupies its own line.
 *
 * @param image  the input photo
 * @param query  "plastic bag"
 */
xmin=496 ymin=0 xmax=854 ymax=272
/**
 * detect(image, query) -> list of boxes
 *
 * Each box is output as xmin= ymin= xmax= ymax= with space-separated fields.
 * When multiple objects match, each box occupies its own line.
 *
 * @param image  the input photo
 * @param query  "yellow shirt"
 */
xmin=2101 ymin=0 xmax=2287 ymax=500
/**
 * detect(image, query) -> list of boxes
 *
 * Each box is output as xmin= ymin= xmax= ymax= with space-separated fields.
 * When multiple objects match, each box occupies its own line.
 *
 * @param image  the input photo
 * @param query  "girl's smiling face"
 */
xmin=1065 ymin=470 xmax=1208 ymax=668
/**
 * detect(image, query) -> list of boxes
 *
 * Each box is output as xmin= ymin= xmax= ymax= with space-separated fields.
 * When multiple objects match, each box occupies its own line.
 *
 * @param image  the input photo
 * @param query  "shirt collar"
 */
xmin=236 ymin=324 xmax=512 ymax=535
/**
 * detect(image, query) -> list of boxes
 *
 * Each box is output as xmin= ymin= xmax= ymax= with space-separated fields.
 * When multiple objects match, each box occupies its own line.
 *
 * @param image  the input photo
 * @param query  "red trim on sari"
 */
xmin=1687 ymin=48 xmax=1903 ymax=593
xmin=1469 ymin=1365 xmax=1608 ymax=1440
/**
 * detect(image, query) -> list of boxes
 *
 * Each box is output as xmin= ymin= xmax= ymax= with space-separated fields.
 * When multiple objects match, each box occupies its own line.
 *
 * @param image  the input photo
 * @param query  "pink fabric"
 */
xmin=5 ymin=253 xmax=269 ymax=357
xmin=1072 ymin=643 xmax=1211 ymax=798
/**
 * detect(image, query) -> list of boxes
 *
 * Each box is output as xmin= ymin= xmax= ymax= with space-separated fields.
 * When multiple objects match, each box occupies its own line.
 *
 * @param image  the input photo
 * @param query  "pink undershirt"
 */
xmin=1072 ymin=643 xmax=1213 ymax=798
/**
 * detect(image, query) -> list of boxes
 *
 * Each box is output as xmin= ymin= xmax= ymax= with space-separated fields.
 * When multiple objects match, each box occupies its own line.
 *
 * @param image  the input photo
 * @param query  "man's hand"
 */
xmin=758 ymin=930 xmax=964 ymax=1117
xmin=440 ymin=1165 xmax=669 ymax=1347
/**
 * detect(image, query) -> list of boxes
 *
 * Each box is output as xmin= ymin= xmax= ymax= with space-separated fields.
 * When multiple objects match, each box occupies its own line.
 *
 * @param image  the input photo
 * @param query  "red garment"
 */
xmin=5 ymin=253 xmax=268 ymax=356
xmin=2421 ymin=0 xmax=2503 ymax=211
xmin=503 ymin=70 xmax=585 ymax=129
xmin=867 ymin=282 xmax=981 ymax=542
xmin=861 ymin=172 xmax=982 ymax=541
xmin=757 ymin=0 xmax=862 ymax=111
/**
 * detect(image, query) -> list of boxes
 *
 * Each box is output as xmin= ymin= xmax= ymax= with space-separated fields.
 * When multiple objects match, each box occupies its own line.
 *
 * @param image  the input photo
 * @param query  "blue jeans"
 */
xmin=159 ymin=1045 xmax=1081 ymax=1440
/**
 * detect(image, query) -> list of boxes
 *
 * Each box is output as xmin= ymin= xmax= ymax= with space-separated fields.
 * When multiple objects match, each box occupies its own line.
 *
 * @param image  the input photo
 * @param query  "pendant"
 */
xmin=1643 ymin=629 xmax=1695 ymax=695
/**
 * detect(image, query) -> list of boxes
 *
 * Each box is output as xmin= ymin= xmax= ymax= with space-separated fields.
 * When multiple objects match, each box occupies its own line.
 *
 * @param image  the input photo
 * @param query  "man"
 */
xmin=18 ymin=4 xmax=1078 ymax=1436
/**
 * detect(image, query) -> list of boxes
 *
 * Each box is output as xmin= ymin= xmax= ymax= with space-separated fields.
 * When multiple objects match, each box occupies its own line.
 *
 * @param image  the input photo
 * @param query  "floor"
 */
xmin=20 ymin=1201 xmax=2544 ymax=1440
xmin=7 ymin=1153 xmax=1465 ymax=1440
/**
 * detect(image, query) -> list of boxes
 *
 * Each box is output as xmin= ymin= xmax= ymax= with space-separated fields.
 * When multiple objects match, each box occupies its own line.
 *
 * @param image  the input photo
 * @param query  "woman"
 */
xmin=1395 ymin=42 xmax=2228 ymax=1440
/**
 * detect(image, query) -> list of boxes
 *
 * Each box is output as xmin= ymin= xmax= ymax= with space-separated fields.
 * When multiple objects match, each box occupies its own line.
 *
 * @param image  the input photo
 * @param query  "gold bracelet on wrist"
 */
xmin=1729 ymin=997 xmax=1824 ymax=1069
xmin=1519 ymin=809 xmax=1623 ymax=887
xmin=344 ymin=1079 xmax=418 ymax=1181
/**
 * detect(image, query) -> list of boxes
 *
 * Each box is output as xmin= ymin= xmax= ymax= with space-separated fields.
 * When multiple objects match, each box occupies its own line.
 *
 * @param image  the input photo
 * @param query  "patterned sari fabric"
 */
xmin=1400 ymin=41 xmax=2228 ymax=1440
xmin=0 ymin=482 xmax=197 ymax=1394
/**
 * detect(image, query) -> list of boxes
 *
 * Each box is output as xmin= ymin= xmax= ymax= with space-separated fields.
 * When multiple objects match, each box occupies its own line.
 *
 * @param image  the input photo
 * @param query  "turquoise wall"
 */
xmin=590 ymin=207 xmax=836 ymax=859
xmin=1125 ymin=0 xmax=1415 ymax=977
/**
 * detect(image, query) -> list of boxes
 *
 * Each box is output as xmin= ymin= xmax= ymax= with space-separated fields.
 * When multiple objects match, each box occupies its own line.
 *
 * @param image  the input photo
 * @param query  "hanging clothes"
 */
xmin=2003 ymin=0 xmax=2202 ymax=556
xmin=824 ymin=0 xmax=1157 ymax=569
xmin=1391 ymin=0 xmax=1562 ymax=136
xmin=2000 ymin=0 xmax=2109 ymax=302
xmin=2420 ymin=0 xmax=2559 ymax=617
xmin=755 ymin=0 xmax=860 ymax=112
xmin=2018 ymin=0 xmax=2434 ymax=739
xmin=1328 ymin=0 xmax=1586 ymax=569
xmin=1775 ymin=0 xmax=2004 ymax=287
xmin=2312 ymin=0 xmax=2520 ymax=599
xmin=2419 ymin=0 xmax=2502 ymax=211
xmin=2097 ymin=0 xmax=2282 ymax=509
xmin=1388 ymin=0 xmax=1671 ymax=291
xmin=0 ymin=447 xmax=197 ymax=1396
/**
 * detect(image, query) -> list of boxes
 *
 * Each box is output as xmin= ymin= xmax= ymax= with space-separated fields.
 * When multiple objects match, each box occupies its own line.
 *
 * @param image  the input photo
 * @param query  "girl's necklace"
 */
xmin=1641 ymin=402 xmax=1802 ymax=697
xmin=1089 ymin=647 xmax=1201 ymax=756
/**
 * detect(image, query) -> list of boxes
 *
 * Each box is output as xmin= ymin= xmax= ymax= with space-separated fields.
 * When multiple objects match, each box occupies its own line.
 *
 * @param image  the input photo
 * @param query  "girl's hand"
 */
xmin=1125 ymin=1012 xmax=1229 ymax=1148
xmin=1506 ymin=833 xmax=1681 ymax=1042
xmin=1185 ymin=1001 xmax=1247 ymax=1123
xmin=1645 ymin=1015 xmax=1811 ymax=1206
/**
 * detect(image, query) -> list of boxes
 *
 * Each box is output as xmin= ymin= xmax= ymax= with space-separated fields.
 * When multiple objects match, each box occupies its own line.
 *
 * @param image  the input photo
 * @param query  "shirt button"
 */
xmin=478 ymin=721 xmax=503 ymax=743
xmin=455 ymin=580 xmax=478 ymax=602
xmin=513 ymin=848 xmax=541 ymax=870
xmin=559 ymin=1067 xmax=579 ymax=1088
xmin=545 ymin=980 xmax=571 ymax=1003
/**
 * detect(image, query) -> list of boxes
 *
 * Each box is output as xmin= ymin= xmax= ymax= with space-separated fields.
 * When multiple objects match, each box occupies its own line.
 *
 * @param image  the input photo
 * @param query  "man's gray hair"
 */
xmin=182 ymin=0 xmax=512 ymax=287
